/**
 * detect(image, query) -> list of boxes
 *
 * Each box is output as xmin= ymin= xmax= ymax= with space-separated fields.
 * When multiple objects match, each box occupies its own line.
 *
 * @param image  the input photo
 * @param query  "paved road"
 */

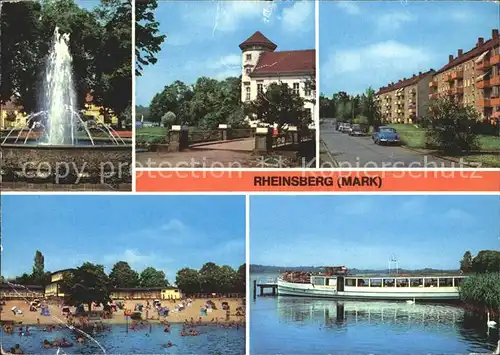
xmin=320 ymin=121 xmax=454 ymax=168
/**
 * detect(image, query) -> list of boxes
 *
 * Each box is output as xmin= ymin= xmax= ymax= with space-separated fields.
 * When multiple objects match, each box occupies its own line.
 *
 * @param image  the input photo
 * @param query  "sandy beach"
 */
xmin=0 ymin=298 xmax=245 ymax=325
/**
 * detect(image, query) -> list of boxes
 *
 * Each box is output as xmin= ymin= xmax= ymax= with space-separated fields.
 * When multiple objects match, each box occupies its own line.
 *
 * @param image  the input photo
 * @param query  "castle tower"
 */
xmin=239 ymin=31 xmax=277 ymax=103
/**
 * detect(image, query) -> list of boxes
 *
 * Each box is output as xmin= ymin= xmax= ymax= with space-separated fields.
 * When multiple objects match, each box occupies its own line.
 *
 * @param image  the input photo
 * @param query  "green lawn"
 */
xmin=136 ymin=126 xmax=168 ymax=145
xmin=388 ymin=123 xmax=500 ymax=151
xmin=136 ymin=126 xmax=167 ymax=136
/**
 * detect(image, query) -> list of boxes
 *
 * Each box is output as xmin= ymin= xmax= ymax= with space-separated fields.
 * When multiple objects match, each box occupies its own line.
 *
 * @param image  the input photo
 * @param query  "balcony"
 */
xmin=476 ymin=75 xmax=500 ymax=89
xmin=429 ymin=81 xmax=438 ymax=88
xmin=476 ymin=98 xmax=492 ymax=107
xmin=450 ymin=71 xmax=463 ymax=80
xmin=492 ymin=55 xmax=500 ymax=65
xmin=450 ymin=87 xmax=464 ymax=95
xmin=476 ymin=60 xmax=490 ymax=71
xmin=492 ymin=97 xmax=500 ymax=106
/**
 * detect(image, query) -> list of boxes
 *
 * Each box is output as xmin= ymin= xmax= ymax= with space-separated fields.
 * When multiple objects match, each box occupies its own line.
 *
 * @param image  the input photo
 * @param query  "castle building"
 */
xmin=239 ymin=31 xmax=316 ymax=127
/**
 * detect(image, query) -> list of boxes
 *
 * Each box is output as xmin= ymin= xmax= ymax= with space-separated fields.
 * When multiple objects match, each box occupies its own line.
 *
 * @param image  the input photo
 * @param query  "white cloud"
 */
xmin=207 ymin=54 xmax=241 ymax=70
xmin=281 ymin=1 xmax=314 ymax=33
xmin=166 ymin=33 xmax=190 ymax=46
xmin=161 ymin=219 xmax=186 ymax=233
xmin=444 ymin=208 xmax=474 ymax=223
xmin=323 ymin=41 xmax=432 ymax=80
xmin=103 ymin=249 xmax=161 ymax=268
xmin=183 ymin=54 xmax=242 ymax=80
xmin=186 ymin=1 xmax=277 ymax=34
xmin=336 ymin=2 xmax=361 ymax=15
xmin=335 ymin=198 xmax=374 ymax=215
xmin=375 ymin=11 xmax=415 ymax=32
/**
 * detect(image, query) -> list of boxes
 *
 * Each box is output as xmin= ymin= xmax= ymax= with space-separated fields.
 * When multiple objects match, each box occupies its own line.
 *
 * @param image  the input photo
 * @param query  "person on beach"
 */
xmin=11 ymin=344 xmax=24 ymax=354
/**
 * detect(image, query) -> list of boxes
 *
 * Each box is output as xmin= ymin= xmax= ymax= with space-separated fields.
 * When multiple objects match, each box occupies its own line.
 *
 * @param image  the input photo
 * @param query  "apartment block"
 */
xmin=429 ymin=29 xmax=500 ymax=121
xmin=375 ymin=70 xmax=435 ymax=124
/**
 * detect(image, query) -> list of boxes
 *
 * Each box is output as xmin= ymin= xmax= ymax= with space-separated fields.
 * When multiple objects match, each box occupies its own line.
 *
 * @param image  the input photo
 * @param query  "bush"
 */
xmin=161 ymin=111 xmax=176 ymax=128
xmin=459 ymin=273 xmax=500 ymax=313
xmin=425 ymin=97 xmax=480 ymax=154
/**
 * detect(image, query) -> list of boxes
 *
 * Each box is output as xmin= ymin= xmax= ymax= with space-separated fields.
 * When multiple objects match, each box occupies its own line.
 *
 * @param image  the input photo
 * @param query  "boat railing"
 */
xmin=258 ymin=277 xmax=278 ymax=285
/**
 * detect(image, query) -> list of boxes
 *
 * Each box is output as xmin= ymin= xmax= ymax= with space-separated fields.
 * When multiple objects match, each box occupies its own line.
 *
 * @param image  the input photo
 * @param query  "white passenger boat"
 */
xmin=277 ymin=267 xmax=465 ymax=300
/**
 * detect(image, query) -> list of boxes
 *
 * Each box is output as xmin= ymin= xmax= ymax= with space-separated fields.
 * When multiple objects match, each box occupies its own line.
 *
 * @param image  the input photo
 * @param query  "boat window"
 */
xmin=345 ymin=278 xmax=356 ymax=287
xmin=370 ymin=279 xmax=382 ymax=287
xmin=454 ymin=277 xmax=464 ymax=287
xmin=328 ymin=278 xmax=337 ymax=286
xmin=312 ymin=277 xmax=325 ymax=286
xmin=357 ymin=279 xmax=369 ymax=287
xmin=424 ymin=278 xmax=438 ymax=287
xmin=396 ymin=279 xmax=409 ymax=287
xmin=410 ymin=278 xmax=423 ymax=287
xmin=383 ymin=278 xmax=395 ymax=287
xmin=439 ymin=278 xmax=453 ymax=287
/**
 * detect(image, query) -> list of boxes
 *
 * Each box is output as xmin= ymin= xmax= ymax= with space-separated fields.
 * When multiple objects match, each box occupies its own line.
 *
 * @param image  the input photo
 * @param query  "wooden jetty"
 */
xmin=253 ymin=279 xmax=278 ymax=299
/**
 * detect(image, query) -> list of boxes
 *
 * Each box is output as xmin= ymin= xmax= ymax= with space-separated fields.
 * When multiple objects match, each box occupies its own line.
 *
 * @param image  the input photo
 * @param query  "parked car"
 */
xmin=372 ymin=126 xmax=401 ymax=145
xmin=349 ymin=124 xmax=365 ymax=136
xmin=341 ymin=123 xmax=352 ymax=133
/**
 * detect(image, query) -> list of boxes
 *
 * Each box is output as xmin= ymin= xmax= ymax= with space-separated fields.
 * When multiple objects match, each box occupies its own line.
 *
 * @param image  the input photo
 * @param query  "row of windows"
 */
xmin=345 ymin=277 xmax=463 ymax=287
xmin=245 ymin=82 xmax=312 ymax=101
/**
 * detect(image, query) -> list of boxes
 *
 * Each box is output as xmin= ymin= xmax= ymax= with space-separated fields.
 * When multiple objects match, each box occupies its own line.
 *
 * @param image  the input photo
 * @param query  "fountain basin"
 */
xmin=1 ymin=144 xmax=132 ymax=188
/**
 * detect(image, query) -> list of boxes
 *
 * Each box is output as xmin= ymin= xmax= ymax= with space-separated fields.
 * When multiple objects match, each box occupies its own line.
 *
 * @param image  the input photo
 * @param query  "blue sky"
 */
xmin=136 ymin=1 xmax=315 ymax=106
xmin=250 ymin=195 xmax=499 ymax=270
xmin=1 ymin=195 xmax=245 ymax=282
xmin=320 ymin=1 xmax=499 ymax=95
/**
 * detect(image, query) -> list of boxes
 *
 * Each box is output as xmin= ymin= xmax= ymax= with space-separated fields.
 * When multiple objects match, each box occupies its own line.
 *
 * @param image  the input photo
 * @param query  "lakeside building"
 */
xmin=375 ymin=70 xmax=435 ymax=124
xmin=45 ymin=269 xmax=75 ymax=297
xmin=110 ymin=287 xmax=181 ymax=300
xmin=0 ymin=283 xmax=44 ymax=299
xmin=239 ymin=31 xmax=316 ymax=127
xmin=429 ymin=29 xmax=500 ymax=122
xmin=83 ymin=93 xmax=118 ymax=126
xmin=0 ymin=98 xmax=28 ymax=129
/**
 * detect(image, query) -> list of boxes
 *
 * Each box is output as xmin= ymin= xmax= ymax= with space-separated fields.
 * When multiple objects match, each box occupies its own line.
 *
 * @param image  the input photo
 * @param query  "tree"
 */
xmin=471 ymin=250 xmax=500 ymax=273
xmin=425 ymin=97 xmax=480 ymax=154
xmin=361 ymin=87 xmax=381 ymax=127
xmin=175 ymin=268 xmax=200 ymax=295
xmin=32 ymin=250 xmax=45 ymax=284
xmin=139 ymin=267 xmax=168 ymax=287
xmin=135 ymin=0 xmax=166 ymax=76
xmin=460 ymin=251 xmax=473 ymax=274
xmin=246 ymin=82 xmax=310 ymax=129
xmin=59 ymin=263 xmax=110 ymax=312
xmin=199 ymin=262 xmax=222 ymax=294
xmin=92 ymin=0 xmax=132 ymax=125
xmin=218 ymin=265 xmax=237 ymax=294
xmin=109 ymin=261 xmax=139 ymax=288
xmin=235 ymin=264 xmax=246 ymax=294
xmin=149 ymin=81 xmax=193 ymax=123
xmin=0 ymin=1 xmax=43 ymax=111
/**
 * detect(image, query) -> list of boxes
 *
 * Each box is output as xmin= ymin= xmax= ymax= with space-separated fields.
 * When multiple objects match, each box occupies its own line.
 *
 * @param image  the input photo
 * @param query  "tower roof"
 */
xmin=239 ymin=31 xmax=277 ymax=51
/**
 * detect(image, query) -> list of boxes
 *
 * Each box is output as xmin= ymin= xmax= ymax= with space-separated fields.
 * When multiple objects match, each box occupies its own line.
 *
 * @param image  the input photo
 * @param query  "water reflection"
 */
xmin=250 ymin=296 xmax=498 ymax=354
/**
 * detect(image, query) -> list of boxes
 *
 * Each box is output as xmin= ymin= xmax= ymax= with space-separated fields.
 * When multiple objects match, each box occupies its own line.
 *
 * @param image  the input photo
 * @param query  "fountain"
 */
xmin=0 ymin=27 xmax=132 ymax=187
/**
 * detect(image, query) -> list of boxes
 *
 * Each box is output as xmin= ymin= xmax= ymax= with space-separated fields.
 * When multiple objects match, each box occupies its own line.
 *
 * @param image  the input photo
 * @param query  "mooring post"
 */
xmin=253 ymin=280 xmax=257 ymax=300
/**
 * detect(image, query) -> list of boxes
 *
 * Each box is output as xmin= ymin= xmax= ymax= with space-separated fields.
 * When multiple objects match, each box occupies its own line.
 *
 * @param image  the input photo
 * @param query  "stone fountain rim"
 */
xmin=1 ymin=143 xmax=132 ymax=150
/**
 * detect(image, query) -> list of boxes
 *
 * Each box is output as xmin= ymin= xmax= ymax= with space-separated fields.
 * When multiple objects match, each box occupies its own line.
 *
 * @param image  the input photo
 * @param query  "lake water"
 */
xmin=251 ymin=274 xmax=499 ymax=355
xmin=1 ymin=323 xmax=245 ymax=355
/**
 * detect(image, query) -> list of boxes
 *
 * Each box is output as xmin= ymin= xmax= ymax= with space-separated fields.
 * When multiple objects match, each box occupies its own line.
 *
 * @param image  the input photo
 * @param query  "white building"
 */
xmin=239 ymin=31 xmax=316 ymax=128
